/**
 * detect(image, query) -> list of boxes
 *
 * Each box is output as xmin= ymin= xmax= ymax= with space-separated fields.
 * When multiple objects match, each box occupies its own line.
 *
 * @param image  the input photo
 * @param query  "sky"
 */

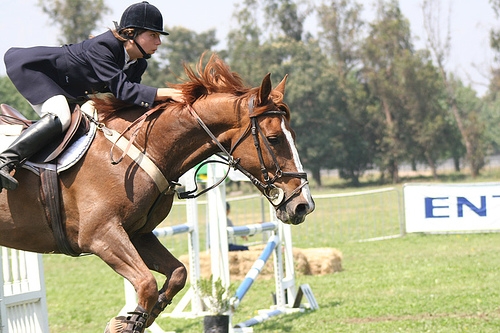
xmin=0 ymin=0 xmax=497 ymax=95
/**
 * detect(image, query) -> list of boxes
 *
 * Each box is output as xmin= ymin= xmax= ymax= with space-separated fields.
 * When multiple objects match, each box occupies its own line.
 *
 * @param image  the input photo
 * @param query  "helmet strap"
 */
xmin=132 ymin=29 xmax=151 ymax=60
xmin=134 ymin=40 xmax=151 ymax=59
xmin=115 ymin=25 xmax=152 ymax=60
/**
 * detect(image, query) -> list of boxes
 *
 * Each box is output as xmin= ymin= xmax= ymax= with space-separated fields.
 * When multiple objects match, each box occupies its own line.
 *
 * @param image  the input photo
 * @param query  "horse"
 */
xmin=0 ymin=54 xmax=315 ymax=332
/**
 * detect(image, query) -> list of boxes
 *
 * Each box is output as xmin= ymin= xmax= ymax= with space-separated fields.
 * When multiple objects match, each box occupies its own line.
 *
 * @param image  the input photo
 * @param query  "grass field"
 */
xmin=42 ymin=169 xmax=500 ymax=332
xmin=43 ymin=231 xmax=500 ymax=332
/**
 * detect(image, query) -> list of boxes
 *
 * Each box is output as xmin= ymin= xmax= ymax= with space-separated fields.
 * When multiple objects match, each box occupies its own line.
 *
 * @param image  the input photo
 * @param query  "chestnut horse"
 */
xmin=0 ymin=54 xmax=314 ymax=332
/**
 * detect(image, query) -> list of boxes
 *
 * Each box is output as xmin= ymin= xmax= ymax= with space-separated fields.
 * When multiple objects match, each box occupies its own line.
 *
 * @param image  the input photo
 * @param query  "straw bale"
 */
xmin=178 ymin=247 xmax=342 ymax=280
xmin=299 ymin=247 xmax=343 ymax=275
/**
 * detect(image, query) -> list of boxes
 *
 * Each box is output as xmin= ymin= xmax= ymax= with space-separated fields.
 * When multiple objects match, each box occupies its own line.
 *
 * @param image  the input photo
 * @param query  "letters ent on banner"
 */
xmin=404 ymin=183 xmax=500 ymax=233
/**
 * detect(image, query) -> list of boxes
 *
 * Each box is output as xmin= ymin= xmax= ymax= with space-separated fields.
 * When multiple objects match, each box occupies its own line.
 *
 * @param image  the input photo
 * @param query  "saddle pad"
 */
xmin=23 ymin=117 xmax=97 ymax=174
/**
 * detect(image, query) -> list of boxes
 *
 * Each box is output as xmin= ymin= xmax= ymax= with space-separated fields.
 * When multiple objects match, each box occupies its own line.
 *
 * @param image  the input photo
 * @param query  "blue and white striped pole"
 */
xmin=234 ymin=308 xmax=285 ymax=328
xmin=231 ymin=235 xmax=280 ymax=309
xmin=153 ymin=224 xmax=193 ymax=237
xmin=226 ymin=221 xmax=278 ymax=237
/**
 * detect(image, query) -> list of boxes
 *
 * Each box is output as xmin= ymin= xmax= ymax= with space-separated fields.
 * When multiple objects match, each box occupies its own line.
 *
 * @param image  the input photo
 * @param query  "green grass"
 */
xmin=44 ymin=233 xmax=500 ymax=332
xmin=42 ymin=170 xmax=500 ymax=332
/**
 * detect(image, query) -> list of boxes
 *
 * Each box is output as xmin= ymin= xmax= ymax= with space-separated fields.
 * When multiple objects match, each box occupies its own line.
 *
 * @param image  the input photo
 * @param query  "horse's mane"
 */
xmin=171 ymin=53 xmax=253 ymax=104
xmin=93 ymin=53 xmax=256 ymax=119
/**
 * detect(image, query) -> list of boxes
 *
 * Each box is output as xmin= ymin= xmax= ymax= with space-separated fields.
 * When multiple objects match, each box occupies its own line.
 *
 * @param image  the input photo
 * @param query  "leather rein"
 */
xmin=178 ymin=96 xmax=309 ymax=209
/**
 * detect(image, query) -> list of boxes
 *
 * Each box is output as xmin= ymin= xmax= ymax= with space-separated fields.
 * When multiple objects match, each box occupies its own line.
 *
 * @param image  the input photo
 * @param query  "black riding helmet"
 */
xmin=115 ymin=1 xmax=168 ymax=59
xmin=118 ymin=1 xmax=169 ymax=36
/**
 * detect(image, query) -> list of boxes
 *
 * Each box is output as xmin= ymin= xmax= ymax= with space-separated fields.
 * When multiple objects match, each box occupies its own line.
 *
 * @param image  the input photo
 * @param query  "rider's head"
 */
xmin=116 ymin=1 xmax=168 ymax=59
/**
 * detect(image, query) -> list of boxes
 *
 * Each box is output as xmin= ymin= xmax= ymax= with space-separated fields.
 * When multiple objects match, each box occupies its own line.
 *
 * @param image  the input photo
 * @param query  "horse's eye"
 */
xmin=267 ymin=136 xmax=281 ymax=145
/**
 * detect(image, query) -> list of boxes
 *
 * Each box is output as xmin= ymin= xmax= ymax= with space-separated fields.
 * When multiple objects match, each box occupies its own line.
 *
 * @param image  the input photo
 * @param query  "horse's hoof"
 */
xmin=105 ymin=305 xmax=148 ymax=333
xmin=105 ymin=317 xmax=124 ymax=333
xmin=105 ymin=316 xmax=146 ymax=333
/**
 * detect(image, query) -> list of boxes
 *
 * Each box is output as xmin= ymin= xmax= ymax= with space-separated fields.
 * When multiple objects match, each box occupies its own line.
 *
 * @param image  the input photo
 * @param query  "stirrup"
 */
xmin=0 ymin=166 xmax=18 ymax=191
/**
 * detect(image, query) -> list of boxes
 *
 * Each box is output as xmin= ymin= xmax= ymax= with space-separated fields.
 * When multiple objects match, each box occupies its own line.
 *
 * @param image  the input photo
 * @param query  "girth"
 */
xmin=0 ymin=104 xmax=91 ymax=256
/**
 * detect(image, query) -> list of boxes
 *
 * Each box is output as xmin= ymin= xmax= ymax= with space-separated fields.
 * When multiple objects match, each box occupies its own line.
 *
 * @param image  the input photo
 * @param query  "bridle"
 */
xmin=178 ymin=96 xmax=309 ymax=209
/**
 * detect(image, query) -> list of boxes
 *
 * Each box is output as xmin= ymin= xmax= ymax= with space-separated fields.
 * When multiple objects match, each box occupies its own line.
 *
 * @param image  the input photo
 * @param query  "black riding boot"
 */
xmin=0 ymin=113 xmax=63 ymax=191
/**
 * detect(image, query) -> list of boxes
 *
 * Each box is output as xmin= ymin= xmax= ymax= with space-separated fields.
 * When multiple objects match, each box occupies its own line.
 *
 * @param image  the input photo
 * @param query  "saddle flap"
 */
xmin=30 ymin=105 xmax=90 ymax=163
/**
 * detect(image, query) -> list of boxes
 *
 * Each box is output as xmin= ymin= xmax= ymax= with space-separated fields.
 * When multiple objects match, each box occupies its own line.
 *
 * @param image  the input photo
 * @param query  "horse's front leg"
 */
xmin=86 ymin=226 xmax=158 ymax=333
xmin=131 ymin=232 xmax=187 ymax=327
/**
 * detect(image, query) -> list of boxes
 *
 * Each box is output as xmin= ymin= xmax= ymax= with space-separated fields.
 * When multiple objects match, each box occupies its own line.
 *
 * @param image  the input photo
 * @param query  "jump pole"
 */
xmin=230 ymin=234 xmax=280 ymax=309
xmin=167 ymin=167 xmax=203 ymax=318
xmin=204 ymin=161 xmax=317 ymax=332
xmin=206 ymin=162 xmax=231 ymax=289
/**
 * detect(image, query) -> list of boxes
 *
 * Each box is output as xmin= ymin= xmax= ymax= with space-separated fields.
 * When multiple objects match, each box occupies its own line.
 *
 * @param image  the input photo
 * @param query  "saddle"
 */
xmin=0 ymin=103 xmax=94 ymax=257
xmin=0 ymin=103 xmax=91 ymax=163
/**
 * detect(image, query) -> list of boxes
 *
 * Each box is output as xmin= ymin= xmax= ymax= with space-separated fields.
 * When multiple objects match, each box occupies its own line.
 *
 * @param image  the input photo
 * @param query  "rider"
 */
xmin=0 ymin=1 xmax=182 ymax=192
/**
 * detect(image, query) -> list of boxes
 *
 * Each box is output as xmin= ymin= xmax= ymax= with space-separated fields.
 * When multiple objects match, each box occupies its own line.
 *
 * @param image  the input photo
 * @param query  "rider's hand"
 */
xmin=156 ymin=88 xmax=185 ymax=103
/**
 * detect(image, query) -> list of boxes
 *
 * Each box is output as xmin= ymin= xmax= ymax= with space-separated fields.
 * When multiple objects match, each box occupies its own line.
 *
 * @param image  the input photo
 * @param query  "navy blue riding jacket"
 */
xmin=4 ymin=30 xmax=157 ymax=107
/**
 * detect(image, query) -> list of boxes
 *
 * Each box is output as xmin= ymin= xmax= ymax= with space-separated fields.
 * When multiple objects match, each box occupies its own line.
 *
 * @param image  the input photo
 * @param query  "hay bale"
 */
xmin=292 ymin=248 xmax=311 ymax=275
xmin=178 ymin=247 xmax=342 ymax=281
xmin=298 ymin=248 xmax=343 ymax=275
xmin=228 ymin=249 xmax=274 ymax=278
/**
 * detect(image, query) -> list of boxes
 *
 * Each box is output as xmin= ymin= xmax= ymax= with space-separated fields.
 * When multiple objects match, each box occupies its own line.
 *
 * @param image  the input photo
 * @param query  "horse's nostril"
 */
xmin=295 ymin=203 xmax=309 ymax=216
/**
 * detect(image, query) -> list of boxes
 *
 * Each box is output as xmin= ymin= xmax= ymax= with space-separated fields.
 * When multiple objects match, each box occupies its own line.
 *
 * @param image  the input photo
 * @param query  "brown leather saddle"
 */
xmin=0 ymin=103 xmax=91 ymax=163
xmin=0 ymin=103 xmax=92 ymax=257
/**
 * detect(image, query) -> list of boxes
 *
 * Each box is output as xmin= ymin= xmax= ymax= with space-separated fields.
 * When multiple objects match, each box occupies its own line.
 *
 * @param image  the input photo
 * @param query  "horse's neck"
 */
xmin=155 ymin=96 xmax=242 ymax=181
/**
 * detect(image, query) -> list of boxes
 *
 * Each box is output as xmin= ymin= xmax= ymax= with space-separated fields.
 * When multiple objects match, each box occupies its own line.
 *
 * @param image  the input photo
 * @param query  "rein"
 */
xmin=100 ymin=95 xmax=308 ymax=209
xmin=91 ymin=107 xmax=178 ymax=195
xmin=178 ymin=97 xmax=309 ymax=208
xmin=108 ymin=107 xmax=162 ymax=165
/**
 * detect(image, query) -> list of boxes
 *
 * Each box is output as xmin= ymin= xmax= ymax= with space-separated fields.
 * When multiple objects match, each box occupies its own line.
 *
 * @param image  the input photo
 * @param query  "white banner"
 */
xmin=404 ymin=183 xmax=500 ymax=233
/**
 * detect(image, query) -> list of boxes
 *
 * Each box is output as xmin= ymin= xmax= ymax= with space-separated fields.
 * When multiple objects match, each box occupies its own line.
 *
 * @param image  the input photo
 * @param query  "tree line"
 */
xmin=1 ymin=0 xmax=500 ymax=186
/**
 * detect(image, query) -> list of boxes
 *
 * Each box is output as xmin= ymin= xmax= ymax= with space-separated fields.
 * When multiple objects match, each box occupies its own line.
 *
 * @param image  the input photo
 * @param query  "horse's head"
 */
xmin=228 ymin=73 xmax=315 ymax=225
xmin=162 ymin=54 xmax=314 ymax=224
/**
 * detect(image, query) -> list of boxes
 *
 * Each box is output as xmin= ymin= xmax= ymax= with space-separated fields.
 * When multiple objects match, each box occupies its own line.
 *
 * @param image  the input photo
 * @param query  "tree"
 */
xmin=262 ymin=0 xmax=307 ymax=41
xmin=489 ymin=0 xmax=500 ymax=97
xmin=226 ymin=0 xmax=267 ymax=85
xmin=481 ymin=94 xmax=500 ymax=154
xmin=399 ymin=50 xmax=449 ymax=179
xmin=281 ymin=38 xmax=341 ymax=186
xmin=226 ymin=0 xmax=345 ymax=186
xmin=452 ymin=80 xmax=487 ymax=174
xmin=316 ymin=0 xmax=376 ymax=185
xmin=0 ymin=77 xmax=35 ymax=118
xmin=317 ymin=0 xmax=364 ymax=78
xmin=38 ymin=0 xmax=111 ymax=44
xmin=142 ymin=26 xmax=219 ymax=87
xmin=490 ymin=0 xmax=500 ymax=58
xmin=422 ymin=0 xmax=485 ymax=177
xmin=360 ymin=0 xmax=415 ymax=183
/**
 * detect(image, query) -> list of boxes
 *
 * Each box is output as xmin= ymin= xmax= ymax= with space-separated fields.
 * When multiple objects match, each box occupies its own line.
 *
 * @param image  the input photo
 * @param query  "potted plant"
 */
xmin=197 ymin=275 xmax=233 ymax=333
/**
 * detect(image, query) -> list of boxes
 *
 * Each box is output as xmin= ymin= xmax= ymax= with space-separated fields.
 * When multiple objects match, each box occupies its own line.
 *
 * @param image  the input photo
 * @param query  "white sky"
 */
xmin=0 ymin=0 xmax=496 ymax=95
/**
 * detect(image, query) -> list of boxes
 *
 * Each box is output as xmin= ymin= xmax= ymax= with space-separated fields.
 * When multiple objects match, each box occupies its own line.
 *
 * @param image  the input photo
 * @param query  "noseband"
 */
xmin=178 ymin=96 xmax=309 ymax=209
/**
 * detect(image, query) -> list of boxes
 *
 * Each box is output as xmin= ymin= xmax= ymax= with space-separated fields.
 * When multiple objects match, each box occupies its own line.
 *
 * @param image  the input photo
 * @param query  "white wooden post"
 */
xmin=0 ymin=248 xmax=49 ymax=333
xmin=207 ymin=163 xmax=230 ymax=289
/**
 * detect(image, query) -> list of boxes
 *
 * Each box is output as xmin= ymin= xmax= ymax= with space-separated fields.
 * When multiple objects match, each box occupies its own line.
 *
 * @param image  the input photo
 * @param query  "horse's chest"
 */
xmin=126 ymin=195 xmax=175 ymax=234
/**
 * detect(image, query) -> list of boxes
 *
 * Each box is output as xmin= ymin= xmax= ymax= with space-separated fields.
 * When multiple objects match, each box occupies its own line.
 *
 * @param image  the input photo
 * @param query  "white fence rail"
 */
xmin=0 ymin=247 xmax=49 ymax=333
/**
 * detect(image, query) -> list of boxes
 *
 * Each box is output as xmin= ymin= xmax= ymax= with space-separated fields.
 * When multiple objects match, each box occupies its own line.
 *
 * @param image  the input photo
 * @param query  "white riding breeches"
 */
xmin=31 ymin=95 xmax=71 ymax=131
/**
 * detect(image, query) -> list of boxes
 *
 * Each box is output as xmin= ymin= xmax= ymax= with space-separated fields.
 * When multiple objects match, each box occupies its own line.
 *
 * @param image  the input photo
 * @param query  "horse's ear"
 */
xmin=258 ymin=73 xmax=272 ymax=105
xmin=275 ymin=74 xmax=288 ymax=95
